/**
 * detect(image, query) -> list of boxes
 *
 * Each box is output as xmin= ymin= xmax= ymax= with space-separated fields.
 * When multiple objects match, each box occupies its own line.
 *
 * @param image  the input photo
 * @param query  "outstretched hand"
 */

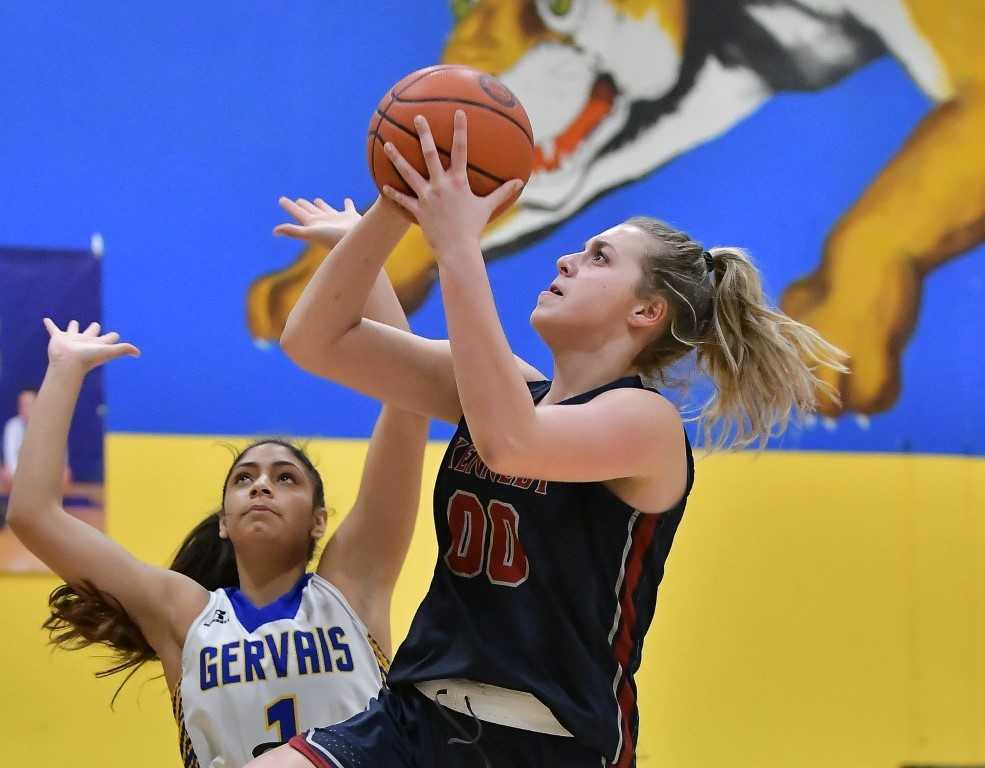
xmin=44 ymin=319 xmax=140 ymax=375
xmin=273 ymin=196 xmax=362 ymax=250
xmin=381 ymin=110 xmax=523 ymax=255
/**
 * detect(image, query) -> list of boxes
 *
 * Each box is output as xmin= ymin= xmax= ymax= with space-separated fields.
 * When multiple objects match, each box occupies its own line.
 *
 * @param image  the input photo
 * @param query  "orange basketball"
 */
xmin=367 ymin=65 xmax=534 ymax=221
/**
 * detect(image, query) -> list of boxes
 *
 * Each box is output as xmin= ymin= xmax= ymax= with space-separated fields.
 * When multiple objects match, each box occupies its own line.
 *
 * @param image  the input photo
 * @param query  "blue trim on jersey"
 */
xmin=224 ymin=572 xmax=312 ymax=633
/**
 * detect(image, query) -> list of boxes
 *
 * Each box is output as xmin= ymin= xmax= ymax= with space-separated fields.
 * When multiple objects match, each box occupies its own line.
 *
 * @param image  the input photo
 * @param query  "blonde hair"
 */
xmin=625 ymin=216 xmax=847 ymax=450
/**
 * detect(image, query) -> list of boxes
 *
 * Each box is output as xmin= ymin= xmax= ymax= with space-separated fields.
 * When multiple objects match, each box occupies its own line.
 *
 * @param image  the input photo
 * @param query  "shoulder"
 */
xmin=593 ymin=386 xmax=682 ymax=427
xmin=589 ymin=387 xmax=685 ymax=466
xmin=308 ymin=571 xmax=338 ymax=596
xmin=308 ymin=573 xmax=369 ymax=628
xmin=594 ymin=390 xmax=688 ymax=512
xmin=163 ymin=570 xmax=212 ymax=646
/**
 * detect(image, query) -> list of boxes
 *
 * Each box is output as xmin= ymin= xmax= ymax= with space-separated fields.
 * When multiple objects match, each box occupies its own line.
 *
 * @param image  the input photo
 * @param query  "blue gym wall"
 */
xmin=2 ymin=1 xmax=980 ymax=453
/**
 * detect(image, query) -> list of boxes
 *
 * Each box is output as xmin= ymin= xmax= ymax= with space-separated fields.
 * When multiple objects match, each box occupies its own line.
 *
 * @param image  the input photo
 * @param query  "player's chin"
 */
xmin=530 ymin=305 xmax=576 ymax=347
xmin=529 ymin=304 xmax=550 ymax=333
xmin=530 ymin=295 xmax=558 ymax=323
xmin=236 ymin=514 xmax=285 ymax=538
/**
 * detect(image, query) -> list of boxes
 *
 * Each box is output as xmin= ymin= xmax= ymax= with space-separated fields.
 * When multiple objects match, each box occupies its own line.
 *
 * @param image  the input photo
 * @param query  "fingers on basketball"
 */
xmin=367 ymin=66 xmax=533 ymax=222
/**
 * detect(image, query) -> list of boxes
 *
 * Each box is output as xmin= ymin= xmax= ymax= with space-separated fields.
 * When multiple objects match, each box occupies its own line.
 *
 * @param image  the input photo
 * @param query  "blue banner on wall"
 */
xmin=0 ymin=246 xmax=104 ymax=483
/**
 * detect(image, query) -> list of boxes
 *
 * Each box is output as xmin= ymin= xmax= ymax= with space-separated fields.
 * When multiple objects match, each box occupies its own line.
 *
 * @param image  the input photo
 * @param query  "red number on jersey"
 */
xmin=444 ymin=490 xmax=487 ymax=577
xmin=486 ymin=500 xmax=529 ymax=586
xmin=445 ymin=491 xmax=529 ymax=587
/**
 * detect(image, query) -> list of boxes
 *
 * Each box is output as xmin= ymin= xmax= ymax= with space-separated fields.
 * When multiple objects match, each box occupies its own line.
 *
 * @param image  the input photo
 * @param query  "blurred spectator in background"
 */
xmin=2 ymin=389 xmax=71 ymax=494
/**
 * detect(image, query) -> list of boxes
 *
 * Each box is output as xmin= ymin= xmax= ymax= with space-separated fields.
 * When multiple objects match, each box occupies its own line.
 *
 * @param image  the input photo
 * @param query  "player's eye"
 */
xmin=233 ymin=472 xmax=252 ymax=484
xmin=591 ymin=249 xmax=608 ymax=264
xmin=278 ymin=472 xmax=297 ymax=483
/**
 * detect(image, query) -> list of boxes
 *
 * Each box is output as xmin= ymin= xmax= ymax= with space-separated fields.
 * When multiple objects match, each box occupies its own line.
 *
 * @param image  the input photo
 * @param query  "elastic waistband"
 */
xmin=414 ymin=679 xmax=573 ymax=737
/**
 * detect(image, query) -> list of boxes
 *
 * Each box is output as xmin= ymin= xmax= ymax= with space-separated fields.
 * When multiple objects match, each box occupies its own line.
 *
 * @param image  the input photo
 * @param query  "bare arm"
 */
xmin=284 ymin=242 xmax=431 ymax=655
xmin=316 ymin=405 xmax=427 ymax=657
xmin=382 ymin=114 xmax=686 ymax=511
xmin=7 ymin=321 xmax=207 ymax=678
xmin=276 ymin=197 xmax=543 ymax=424
xmin=278 ymin=197 xmax=463 ymax=423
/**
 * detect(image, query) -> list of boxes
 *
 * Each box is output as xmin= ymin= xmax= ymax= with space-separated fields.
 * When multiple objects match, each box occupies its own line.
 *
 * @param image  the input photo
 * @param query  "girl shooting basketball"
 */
xmin=256 ymin=107 xmax=845 ymax=768
xmin=7 ymin=250 xmax=427 ymax=768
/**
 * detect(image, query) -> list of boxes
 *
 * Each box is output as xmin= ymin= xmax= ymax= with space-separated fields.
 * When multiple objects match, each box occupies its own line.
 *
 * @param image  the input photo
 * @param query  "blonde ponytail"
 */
xmin=698 ymin=246 xmax=846 ymax=449
xmin=625 ymin=217 xmax=847 ymax=450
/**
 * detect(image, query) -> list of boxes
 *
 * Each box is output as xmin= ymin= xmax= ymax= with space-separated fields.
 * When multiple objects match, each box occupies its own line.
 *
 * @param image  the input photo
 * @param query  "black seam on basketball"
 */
xmin=374 ymin=109 xmax=509 ymax=185
xmin=390 ymin=65 xmax=473 ymax=98
xmin=370 ymin=130 xmax=382 ymax=190
xmin=370 ymin=131 xmax=387 ymax=193
xmin=368 ymin=110 xmax=383 ymax=142
xmin=368 ymin=130 xmax=377 ymax=185
xmin=390 ymin=93 xmax=533 ymax=145
xmin=377 ymin=96 xmax=413 ymax=192
xmin=371 ymin=129 xmax=413 ymax=195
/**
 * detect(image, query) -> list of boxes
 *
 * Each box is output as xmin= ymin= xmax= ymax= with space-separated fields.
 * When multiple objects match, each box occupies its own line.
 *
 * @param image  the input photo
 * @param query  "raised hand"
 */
xmin=273 ymin=196 xmax=362 ymax=250
xmin=381 ymin=111 xmax=523 ymax=255
xmin=44 ymin=319 xmax=140 ymax=375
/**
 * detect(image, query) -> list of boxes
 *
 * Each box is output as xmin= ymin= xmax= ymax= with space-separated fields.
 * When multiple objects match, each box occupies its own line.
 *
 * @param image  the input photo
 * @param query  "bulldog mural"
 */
xmin=247 ymin=0 xmax=984 ymax=417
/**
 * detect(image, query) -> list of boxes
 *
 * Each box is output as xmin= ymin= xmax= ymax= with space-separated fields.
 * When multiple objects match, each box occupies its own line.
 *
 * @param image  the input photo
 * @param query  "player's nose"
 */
xmin=249 ymin=476 xmax=273 ymax=497
xmin=556 ymin=253 xmax=575 ymax=276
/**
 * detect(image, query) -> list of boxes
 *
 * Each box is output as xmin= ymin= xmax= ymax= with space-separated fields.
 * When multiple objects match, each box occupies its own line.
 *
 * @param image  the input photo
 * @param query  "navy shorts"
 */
xmin=289 ymin=684 xmax=608 ymax=768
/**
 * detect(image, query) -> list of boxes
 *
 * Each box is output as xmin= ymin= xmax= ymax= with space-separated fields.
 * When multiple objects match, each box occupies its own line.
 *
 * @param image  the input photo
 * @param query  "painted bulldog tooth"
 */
xmin=822 ymin=417 xmax=837 ymax=432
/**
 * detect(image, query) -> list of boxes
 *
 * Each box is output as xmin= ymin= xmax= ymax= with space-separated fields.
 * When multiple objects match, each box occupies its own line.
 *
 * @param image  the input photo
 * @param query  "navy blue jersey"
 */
xmin=389 ymin=376 xmax=694 ymax=765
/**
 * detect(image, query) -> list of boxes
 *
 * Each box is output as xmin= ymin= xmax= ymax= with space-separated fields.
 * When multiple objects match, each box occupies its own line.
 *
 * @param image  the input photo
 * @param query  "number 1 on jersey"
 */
xmin=265 ymin=696 xmax=299 ymax=742
xmin=445 ymin=490 xmax=529 ymax=586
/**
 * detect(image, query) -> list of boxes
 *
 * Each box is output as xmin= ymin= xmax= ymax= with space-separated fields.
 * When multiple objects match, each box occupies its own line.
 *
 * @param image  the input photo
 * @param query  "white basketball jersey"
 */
xmin=173 ymin=573 xmax=387 ymax=768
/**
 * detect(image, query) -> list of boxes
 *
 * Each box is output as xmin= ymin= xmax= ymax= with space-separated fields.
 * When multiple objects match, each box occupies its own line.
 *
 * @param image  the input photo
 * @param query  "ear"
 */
xmin=218 ymin=513 xmax=229 ymax=540
xmin=311 ymin=506 xmax=328 ymax=541
xmin=628 ymin=295 xmax=667 ymax=330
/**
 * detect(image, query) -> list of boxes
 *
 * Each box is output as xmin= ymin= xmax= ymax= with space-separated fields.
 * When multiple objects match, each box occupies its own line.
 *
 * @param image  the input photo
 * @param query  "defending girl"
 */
xmin=256 ymin=112 xmax=845 ymax=768
xmin=7 ymin=244 xmax=428 ymax=768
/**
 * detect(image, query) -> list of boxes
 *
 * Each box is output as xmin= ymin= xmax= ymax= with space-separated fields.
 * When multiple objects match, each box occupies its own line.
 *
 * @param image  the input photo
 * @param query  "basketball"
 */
xmin=367 ymin=65 xmax=534 ymax=221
